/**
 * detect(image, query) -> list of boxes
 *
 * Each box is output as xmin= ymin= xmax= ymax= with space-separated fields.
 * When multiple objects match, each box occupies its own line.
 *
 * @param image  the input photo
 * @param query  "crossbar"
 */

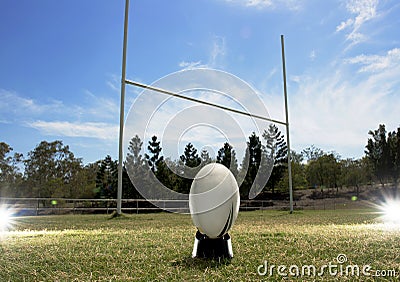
xmin=125 ymin=79 xmax=287 ymax=126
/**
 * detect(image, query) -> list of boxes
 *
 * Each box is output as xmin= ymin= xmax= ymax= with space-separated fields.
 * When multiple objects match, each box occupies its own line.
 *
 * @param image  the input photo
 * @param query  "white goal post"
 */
xmin=117 ymin=0 xmax=293 ymax=215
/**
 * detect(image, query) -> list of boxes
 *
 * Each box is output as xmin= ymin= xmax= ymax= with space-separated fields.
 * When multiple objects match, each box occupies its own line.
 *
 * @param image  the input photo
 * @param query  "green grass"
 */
xmin=0 ymin=210 xmax=399 ymax=281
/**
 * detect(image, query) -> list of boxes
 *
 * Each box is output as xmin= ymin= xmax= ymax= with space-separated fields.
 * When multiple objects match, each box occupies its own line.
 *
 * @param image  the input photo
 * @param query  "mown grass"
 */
xmin=0 ymin=209 xmax=399 ymax=281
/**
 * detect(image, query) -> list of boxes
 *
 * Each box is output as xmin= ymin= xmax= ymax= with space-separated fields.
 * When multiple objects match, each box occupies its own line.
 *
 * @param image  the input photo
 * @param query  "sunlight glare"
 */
xmin=379 ymin=199 xmax=400 ymax=225
xmin=0 ymin=206 xmax=14 ymax=231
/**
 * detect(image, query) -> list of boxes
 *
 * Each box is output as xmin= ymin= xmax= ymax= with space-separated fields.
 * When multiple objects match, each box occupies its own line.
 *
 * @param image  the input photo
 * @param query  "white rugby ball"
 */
xmin=189 ymin=163 xmax=240 ymax=238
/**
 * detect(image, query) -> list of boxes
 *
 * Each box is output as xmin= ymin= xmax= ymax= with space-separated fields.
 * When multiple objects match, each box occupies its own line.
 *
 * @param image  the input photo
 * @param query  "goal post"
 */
xmin=117 ymin=0 xmax=294 ymax=214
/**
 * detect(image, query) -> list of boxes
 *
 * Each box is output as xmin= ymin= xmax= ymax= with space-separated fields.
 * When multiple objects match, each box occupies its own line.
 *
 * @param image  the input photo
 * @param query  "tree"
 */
xmin=95 ymin=155 xmax=118 ymax=198
xmin=179 ymin=143 xmax=201 ymax=193
xmin=160 ymin=158 xmax=182 ymax=192
xmin=216 ymin=142 xmax=238 ymax=177
xmin=240 ymin=133 xmax=262 ymax=199
xmin=125 ymin=135 xmax=150 ymax=198
xmin=277 ymin=150 xmax=307 ymax=192
xmin=180 ymin=143 xmax=201 ymax=168
xmin=126 ymin=135 xmax=144 ymax=167
xmin=200 ymin=148 xmax=212 ymax=167
xmin=360 ymin=156 xmax=374 ymax=186
xmin=388 ymin=127 xmax=400 ymax=193
xmin=122 ymin=165 xmax=137 ymax=199
xmin=0 ymin=142 xmax=23 ymax=197
xmin=145 ymin=135 xmax=163 ymax=172
xmin=302 ymin=145 xmax=325 ymax=189
xmin=73 ymin=162 xmax=99 ymax=198
xmin=365 ymin=124 xmax=392 ymax=186
xmin=395 ymin=128 xmax=400 ymax=189
xmin=263 ymin=124 xmax=288 ymax=194
xmin=230 ymin=149 xmax=239 ymax=178
xmin=24 ymin=140 xmax=82 ymax=198
xmin=305 ymin=152 xmax=341 ymax=193
xmin=340 ymin=158 xmax=365 ymax=197
xmin=142 ymin=135 xmax=178 ymax=194
xmin=302 ymin=145 xmax=324 ymax=162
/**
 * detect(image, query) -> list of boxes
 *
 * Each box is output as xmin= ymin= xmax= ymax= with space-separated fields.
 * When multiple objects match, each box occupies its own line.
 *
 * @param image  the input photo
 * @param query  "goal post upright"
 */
xmin=117 ymin=0 xmax=130 ymax=215
xmin=280 ymin=35 xmax=294 ymax=214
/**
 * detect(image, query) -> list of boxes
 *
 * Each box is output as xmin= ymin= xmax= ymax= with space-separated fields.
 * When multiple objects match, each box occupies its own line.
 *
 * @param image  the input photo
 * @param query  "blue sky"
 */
xmin=1 ymin=0 xmax=399 ymax=164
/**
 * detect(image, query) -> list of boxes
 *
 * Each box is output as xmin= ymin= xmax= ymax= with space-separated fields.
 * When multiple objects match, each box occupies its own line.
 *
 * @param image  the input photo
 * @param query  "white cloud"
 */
xmin=244 ymin=0 xmax=273 ymax=8
xmin=224 ymin=0 xmax=303 ymax=11
xmin=289 ymin=75 xmax=309 ymax=84
xmin=347 ymin=32 xmax=369 ymax=49
xmin=28 ymin=121 xmax=118 ymax=141
xmin=178 ymin=36 xmax=226 ymax=70
xmin=106 ymin=74 xmax=120 ymax=93
xmin=210 ymin=36 xmax=226 ymax=67
xmin=336 ymin=0 xmax=379 ymax=47
xmin=345 ymin=48 xmax=400 ymax=72
xmin=1 ymin=88 xmax=120 ymax=145
xmin=336 ymin=18 xmax=354 ymax=32
xmin=0 ymin=89 xmax=119 ymax=123
xmin=347 ymin=0 xmax=378 ymax=23
xmin=0 ymin=89 xmax=64 ymax=117
xmin=82 ymin=89 xmax=119 ymax=121
xmin=178 ymin=61 xmax=205 ymax=70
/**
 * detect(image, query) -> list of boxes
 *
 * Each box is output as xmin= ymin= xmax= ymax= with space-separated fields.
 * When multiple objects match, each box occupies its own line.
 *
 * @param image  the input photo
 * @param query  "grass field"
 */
xmin=0 ymin=209 xmax=399 ymax=281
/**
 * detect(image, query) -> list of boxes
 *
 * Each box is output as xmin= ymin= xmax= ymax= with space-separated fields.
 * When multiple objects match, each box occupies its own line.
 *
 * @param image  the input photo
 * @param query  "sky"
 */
xmin=1 ymin=0 xmax=399 ymax=164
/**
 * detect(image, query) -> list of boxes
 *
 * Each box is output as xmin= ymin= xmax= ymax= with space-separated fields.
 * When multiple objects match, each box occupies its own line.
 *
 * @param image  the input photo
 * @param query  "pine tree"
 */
xmin=95 ymin=155 xmax=118 ymax=198
xmin=179 ymin=143 xmax=201 ymax=193
xmin=263 ymin=124 xmax=288 ymax=194
xmin=124 ymin=135 xmax=147 ymax=199
xmin=239 ymin=133 xmax=262 ymax=199
xmin=180 ymin=143 xmax=201 ymax=168
xmin=216 ymin=142 xmax=238 ymax=177
xmin=145 ymin=135 xmax=163 ymax=172
xmin=200 ymin=148 xmax=212 ymax=166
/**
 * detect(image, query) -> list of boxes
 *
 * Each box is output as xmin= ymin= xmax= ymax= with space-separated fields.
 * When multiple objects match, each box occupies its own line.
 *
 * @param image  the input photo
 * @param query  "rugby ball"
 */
xmin=189 ymin=163 xmax=240 ymax=238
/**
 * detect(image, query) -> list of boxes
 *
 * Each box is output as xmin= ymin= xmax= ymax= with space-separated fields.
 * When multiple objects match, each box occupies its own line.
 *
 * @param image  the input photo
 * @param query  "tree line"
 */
xmin=1 ymin=124 xmax=399 ymax=200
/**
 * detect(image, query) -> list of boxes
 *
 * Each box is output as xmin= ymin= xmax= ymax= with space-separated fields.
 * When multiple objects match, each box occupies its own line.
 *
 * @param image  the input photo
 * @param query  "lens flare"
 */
xmin=0 ymin=206 xmax=14 ymax=231
xmin=378 ymin=199 xmax=400 ymax=224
